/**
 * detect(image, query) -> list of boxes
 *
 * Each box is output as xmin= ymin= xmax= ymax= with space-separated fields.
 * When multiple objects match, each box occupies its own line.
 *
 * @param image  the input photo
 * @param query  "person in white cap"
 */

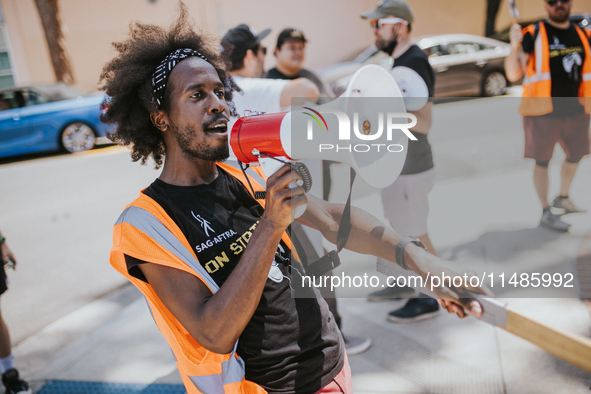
xmin=362 ymin=0 xmax=442 ymax=323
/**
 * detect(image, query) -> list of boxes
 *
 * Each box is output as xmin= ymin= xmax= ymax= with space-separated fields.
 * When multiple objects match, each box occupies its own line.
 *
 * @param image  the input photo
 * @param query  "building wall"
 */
xmin=1 ymin=0 xmax=590 ymax=92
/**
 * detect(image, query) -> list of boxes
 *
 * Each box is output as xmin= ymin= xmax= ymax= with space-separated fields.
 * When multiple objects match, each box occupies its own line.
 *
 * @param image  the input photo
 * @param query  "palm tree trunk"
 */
xmin=34 ymin=0 xmax=75 ymax=84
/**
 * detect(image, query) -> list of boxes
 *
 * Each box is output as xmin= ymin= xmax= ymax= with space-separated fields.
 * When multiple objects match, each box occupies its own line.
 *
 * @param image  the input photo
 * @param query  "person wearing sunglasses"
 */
xmin=505 ymin=0 xmax=591 ymax=232
xmin=361 ymin=0 xmax=442 ymax=323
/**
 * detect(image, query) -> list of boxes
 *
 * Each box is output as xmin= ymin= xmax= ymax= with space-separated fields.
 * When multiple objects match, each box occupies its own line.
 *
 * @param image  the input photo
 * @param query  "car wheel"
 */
xmin=60 ymin=122 xmax=96 ymax=153
xmin=482 ymin=70 xmax=507 ymax=97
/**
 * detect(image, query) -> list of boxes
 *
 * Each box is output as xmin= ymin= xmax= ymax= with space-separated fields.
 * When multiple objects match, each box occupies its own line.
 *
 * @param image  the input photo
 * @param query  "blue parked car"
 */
xmin=0 ymin=83 xmax=114 ymax=159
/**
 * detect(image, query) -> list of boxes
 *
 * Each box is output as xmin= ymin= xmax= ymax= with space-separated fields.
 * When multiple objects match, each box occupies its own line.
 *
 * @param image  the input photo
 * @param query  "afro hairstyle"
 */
xmin=99 ymin=2 xmax=239 ymax=168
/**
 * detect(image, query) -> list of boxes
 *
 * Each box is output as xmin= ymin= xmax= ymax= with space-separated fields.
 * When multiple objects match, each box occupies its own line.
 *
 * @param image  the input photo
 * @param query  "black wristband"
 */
xmin=0 ymin=233 xmax=4 ymax=244
xmin=395 ymin=236 xmax=427 ymax=270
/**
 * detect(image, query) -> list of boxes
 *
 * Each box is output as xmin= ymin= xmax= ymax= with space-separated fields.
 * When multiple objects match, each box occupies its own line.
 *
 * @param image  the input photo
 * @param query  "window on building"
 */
xmin=0 ymin=5 xmax=15 ymax=88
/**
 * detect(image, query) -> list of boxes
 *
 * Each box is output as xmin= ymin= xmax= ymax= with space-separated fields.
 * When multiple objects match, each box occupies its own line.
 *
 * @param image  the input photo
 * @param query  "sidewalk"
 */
xmin=15 ymin=158 xmax=591 ymax=393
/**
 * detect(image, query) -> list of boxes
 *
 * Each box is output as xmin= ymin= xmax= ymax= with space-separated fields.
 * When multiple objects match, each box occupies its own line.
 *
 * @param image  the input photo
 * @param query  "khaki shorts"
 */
xmin=381 ymin=168 xmax=435 ymax=237
xmin=523 ymin=113 xmax=591 ymax=162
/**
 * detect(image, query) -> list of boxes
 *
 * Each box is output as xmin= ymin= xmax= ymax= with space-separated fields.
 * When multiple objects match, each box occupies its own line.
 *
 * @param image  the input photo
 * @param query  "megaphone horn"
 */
xmin=230 ymin=64 xmax=411 ymax=192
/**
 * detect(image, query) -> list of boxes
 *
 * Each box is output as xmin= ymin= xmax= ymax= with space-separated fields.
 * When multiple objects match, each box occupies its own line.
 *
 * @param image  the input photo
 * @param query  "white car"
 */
xmin=318 ymin=34 xmax=514 ymax=97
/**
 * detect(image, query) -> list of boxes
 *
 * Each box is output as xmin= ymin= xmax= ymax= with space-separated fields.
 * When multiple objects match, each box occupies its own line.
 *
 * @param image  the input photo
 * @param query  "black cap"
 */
xmin=221 ymin=24 xmax=271 ymax=65
xmin=276 ymin=28 xmax=307 ymax=50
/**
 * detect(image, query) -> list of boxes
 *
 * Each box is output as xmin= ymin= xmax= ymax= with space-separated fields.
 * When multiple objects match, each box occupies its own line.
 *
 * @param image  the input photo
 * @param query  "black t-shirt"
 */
xmin=266 ymin=67 xmax=331 ymax=96
xmin=392 ymin=45 xmax=435 ymax=175
xmin=125 ymin=167 xmax=343 ymax=393
xmin=523 ymin=22 xmax=588 ymax=115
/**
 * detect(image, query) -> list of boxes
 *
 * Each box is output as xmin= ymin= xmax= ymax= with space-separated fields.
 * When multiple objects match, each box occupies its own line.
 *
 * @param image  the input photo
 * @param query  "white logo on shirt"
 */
xmin=549 ymin=35 xmax=566 ymax=50
xmin=563 ymin=52 xmax=582 ymax=78
xmin=191 ymin=212 xmax=215 ymax=237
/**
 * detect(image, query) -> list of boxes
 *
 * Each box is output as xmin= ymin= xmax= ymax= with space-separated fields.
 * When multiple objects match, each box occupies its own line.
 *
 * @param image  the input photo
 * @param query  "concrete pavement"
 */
xmin=14 ymin=154 xmax=591 ymax=393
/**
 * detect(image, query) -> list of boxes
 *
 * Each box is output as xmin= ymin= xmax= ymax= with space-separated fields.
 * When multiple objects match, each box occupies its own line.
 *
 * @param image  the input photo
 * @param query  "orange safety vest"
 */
xmin=520 ymin=21 xmax=591 ymax=116
xmin=110 ymin=163 xmax=292 ymax=394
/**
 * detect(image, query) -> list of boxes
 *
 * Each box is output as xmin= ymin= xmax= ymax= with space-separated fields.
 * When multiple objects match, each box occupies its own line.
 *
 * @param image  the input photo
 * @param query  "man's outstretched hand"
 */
xmin=438 ymin=297 xmax=483 ymax=319
xmin=405 ymin=243 xmax=494 ymax=319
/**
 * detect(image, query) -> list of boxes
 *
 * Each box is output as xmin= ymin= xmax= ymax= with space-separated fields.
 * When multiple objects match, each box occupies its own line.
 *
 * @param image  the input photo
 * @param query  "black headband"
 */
xmin=151 ymin=48 xmax=208 ymax=108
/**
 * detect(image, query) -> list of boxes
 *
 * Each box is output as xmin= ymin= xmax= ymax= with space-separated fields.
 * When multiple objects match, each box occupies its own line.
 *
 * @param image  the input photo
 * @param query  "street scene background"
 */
xmin=0 ymin=0 xmax=590 ymax=393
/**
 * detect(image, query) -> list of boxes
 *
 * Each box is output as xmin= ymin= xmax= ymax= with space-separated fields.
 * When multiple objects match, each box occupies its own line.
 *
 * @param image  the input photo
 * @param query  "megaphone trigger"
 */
xmin=238 ymin=154 xmax=312 ymax=203
xmin=256 ymin=152 xmax=312 ymax=194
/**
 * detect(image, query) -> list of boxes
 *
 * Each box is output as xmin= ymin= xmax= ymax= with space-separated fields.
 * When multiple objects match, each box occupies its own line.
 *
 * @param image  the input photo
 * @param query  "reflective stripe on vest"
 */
xmin=190 ymin=353 xmax=246 ymax=394
xmin=116 ymin=205 xmax=220 ymax=293
xmin=116 ymin=205 xmax=247 ymax=392
xmin=534 ymin=23 xmax=550 ymax=87
xmin=527 ymin=72 xmax=551 ymax=83
xmin=576 ymin=26 xmax=591 ymax=105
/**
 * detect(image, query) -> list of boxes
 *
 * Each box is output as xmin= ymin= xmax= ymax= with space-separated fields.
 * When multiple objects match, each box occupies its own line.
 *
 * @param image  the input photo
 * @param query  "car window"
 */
xmin=0 ymin=97 xmax=11 ymax=111
xmin=0 ymin=90 xmax=17 ymax=111
xmin=479 ymin=44 xmax=497 ymax=50
xmin=33 ymin=83 xmax=86 ymax=101
xmin=25 ymin=90 xmax=49 ymax=105
xmin=423 ymin=45 xmax=444 ymax=58
xmin=447 ymin=42 xmax=480 ymax=55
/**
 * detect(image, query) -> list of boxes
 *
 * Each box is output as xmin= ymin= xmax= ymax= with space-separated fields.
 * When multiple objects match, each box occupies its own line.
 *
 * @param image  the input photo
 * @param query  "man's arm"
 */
xmin=409 ymin=102 xmax=433 ymax=135
xmin=296 ymin=194 xmax=486 ymax=316
xmin=139 ymin=166 xmax=307 ymax=354
xmin=505 ymin=24 xmax=530 ymax=82
xmin=280 ymin=78 xmax=319 ymax=107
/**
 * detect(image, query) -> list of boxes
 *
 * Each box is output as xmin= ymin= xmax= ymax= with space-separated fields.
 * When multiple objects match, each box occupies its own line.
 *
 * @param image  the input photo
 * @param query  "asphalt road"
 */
xmin=0 ymin=146 xmax=160 ymax=344
xmin=0 ymin=94 xmax=542 ymax=346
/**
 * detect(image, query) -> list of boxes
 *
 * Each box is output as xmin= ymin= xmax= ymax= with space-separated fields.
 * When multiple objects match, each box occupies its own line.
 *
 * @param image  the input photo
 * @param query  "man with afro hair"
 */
xmin=101 ymin=4 xmax=483 ymax=393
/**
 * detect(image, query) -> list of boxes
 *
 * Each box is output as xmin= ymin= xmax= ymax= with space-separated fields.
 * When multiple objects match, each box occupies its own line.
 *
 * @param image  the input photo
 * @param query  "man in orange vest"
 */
xmin=505 ymin=0 xmax=591 ymax=232
xmin=100 ymin=5 xmax=484 ymax=393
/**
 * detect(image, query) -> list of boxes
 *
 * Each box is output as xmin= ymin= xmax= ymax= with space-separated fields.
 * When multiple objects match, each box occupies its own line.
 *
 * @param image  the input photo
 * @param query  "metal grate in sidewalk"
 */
xmin=36 ymin=381 xmax=186 ymax=394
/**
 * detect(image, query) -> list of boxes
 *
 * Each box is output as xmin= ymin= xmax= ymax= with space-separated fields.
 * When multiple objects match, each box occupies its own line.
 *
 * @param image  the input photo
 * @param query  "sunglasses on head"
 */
xmin=370 ymin=17 xmax=409 ymax=29
xmin=546 ymin=0 xmax=570 ymax=6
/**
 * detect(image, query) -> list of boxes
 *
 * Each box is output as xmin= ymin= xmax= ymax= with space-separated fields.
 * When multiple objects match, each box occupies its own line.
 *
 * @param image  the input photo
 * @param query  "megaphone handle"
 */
xmin=256 ymin=153 xmax=313 ymax=194
xmin=237 ymin=158 xmax=311 ymax=199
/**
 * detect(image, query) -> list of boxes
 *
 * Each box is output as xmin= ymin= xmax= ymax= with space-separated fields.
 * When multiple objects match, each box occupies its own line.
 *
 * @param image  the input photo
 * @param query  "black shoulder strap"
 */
xmin=335 ymin=167 xmax=356 ymax=254
xmin=289 ymin=168 xmax=356 ymax=277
